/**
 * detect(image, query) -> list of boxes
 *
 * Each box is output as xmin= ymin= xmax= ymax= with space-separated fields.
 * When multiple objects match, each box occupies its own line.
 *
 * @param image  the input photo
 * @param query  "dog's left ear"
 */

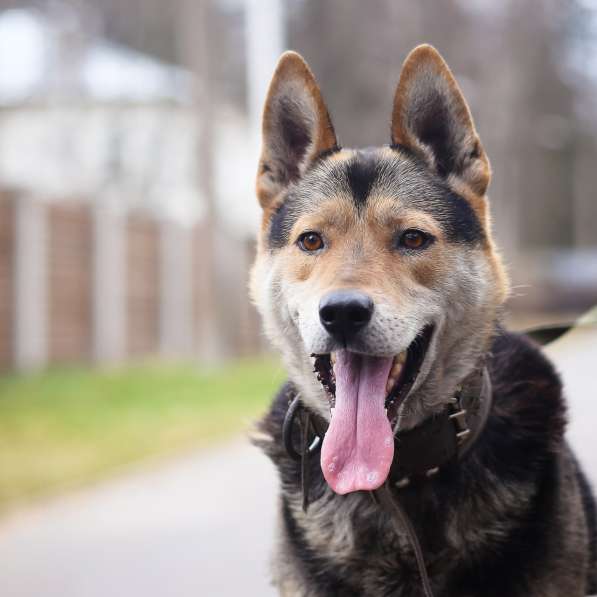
xmin=256 ymin=51 xmax=338 ymax=210
xmin=391 ymin=45 xmax=490 ymax=196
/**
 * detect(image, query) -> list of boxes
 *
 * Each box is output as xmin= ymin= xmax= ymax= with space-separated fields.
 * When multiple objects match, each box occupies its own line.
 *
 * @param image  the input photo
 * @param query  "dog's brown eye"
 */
xmin=399 ymin=229 xmax=431 ymax=250
xmin=298 ymin=232 xmax=324 ymax=252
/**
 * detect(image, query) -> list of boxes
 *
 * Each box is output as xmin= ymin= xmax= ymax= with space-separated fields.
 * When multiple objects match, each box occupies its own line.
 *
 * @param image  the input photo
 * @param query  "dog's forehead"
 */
xmin=268 ymin=147 xmax=485 ymax=249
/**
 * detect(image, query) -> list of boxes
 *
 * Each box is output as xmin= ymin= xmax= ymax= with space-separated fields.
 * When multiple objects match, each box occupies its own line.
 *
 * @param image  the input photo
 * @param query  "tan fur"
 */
xmin=282 ymin=197 xmax=450 ymax=304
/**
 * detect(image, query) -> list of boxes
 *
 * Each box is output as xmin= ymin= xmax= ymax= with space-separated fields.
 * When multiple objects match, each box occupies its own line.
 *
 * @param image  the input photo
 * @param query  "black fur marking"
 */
xmin=268 ymin=199 xmax=292 ymax=250
xmin=267 ymin=158 xmax=485 ymax=250
xmin=344 ymin=150 xmax=381 ymax=209
xmin=266 ymin=152 xmax=345 ymax=251
xmin=267 ymin=148 xmax=484 ymax=250
xmin=431 ymin=189 xmax=484 ymax=245
xmin=390 ymin=147 xmax=485 ymax=245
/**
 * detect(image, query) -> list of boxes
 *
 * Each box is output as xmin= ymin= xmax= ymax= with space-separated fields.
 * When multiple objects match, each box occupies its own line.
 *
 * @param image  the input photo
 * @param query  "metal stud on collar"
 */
xmin=395 ymin=465 xmax=440 ymax=490
xmin=283 ymin=394 xmax=322 ymax=462
xmin=456 ymin=429 xmax=472 ymax=444
xmin=449 ymin=408 xmax=467 ymax=425
xmin=392 ymin=390 xmax=476 ymax=491
xmin=449 ymin=403 xmax=472 ymax=446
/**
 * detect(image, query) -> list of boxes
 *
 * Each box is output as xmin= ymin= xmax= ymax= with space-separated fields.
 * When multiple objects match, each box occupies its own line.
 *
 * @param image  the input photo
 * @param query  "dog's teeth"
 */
xmin=330 ymin=352 xmax=336 ymax=365
xmin=386 ymin=375 xmax=397 ymax=394
xmin=390 ymin=361 xmax=403 ymax=379
xmin=387 ymin=355 xmax=406 ymax=394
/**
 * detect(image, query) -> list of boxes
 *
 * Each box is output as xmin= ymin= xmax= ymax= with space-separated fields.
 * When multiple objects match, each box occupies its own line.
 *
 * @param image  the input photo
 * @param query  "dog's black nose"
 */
xmin=319 ymin=290 xmax=374 ymax=342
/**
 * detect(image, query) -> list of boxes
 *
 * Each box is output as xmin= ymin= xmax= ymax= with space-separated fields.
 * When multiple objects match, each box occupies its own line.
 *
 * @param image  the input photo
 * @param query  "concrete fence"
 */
xmin=0 ymin=190 xmax=262 ymax=372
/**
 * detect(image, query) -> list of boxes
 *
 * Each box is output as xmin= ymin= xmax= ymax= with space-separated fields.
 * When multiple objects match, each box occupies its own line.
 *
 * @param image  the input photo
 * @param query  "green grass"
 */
xmin=0 ymin=358 xmax=285 ymax=513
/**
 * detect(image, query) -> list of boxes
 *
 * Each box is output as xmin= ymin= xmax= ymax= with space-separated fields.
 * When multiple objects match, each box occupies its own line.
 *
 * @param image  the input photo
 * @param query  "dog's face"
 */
xmin=251 ymin=46 xmax=509 ymax=494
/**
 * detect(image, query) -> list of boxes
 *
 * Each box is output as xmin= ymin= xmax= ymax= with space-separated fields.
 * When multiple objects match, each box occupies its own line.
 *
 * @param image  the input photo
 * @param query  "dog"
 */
xmin=250 ymin=45 xmax=597 ymax=596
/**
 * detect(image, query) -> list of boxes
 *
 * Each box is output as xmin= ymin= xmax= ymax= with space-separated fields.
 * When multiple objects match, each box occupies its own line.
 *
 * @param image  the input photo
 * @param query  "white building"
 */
xmin=0 ymin=7 xmax=256 ymax=233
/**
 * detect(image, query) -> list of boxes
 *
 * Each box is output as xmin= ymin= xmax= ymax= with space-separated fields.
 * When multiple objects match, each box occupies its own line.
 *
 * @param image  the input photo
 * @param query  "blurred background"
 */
xmin=0 ymin=0 xmax=596 ymax=596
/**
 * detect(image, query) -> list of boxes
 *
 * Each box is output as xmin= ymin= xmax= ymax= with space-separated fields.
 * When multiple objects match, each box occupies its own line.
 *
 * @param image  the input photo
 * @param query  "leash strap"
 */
xmin=282 ymin=395 xmax=303 ymax=461
xmin=300 ymin=409 xmax=312 ymax=512
xmin=281 ymin=393 xmax=321 ymax=512
xmin=525 ymin=323 xmax=574 ymax=345
xmin=374 ymin=483 xmax=435 ymax=597
xmin=524 ymin=312 xmax=597 ymax=346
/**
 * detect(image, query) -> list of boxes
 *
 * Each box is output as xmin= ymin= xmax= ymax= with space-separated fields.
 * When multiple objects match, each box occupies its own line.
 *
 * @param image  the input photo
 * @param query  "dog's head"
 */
xmin=250 ymin=45 xmax=509 ymax=494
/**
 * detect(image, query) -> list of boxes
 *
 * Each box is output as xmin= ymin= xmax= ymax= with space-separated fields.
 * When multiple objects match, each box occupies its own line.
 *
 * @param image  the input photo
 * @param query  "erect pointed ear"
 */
xmin=391 ymin=45 xmax=490 ymax=196
xmin=256 ymin=51 xmax=339 ymax=209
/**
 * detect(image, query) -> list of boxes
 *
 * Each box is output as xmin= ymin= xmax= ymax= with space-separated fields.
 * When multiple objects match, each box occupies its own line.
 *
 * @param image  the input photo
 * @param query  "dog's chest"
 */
xmin=286 ymin=489 xmax=455 ymax=594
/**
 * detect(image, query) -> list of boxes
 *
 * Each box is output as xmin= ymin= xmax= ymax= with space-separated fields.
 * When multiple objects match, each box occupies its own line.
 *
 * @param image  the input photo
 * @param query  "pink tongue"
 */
xmin=321 ymin=351 xmax=395 ymax=494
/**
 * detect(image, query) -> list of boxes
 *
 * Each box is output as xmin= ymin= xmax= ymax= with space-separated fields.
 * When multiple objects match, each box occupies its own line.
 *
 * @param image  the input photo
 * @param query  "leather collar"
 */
xmin=282 ymin=365 xmax=493 ymax=500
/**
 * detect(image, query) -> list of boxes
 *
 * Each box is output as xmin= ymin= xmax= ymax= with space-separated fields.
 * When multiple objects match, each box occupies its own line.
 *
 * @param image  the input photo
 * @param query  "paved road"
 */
xmin=545 ymin=321 xmax=597 ymax=487
xmin=0 ymin=324 xmax=595 ymax=597
xmin=0 ymin=440 xmax=278 ymax=597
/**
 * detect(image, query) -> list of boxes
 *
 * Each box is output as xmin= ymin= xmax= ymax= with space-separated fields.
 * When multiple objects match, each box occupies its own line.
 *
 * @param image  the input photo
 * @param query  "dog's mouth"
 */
xmin=312 ymin=324 xmax=434 ymax=495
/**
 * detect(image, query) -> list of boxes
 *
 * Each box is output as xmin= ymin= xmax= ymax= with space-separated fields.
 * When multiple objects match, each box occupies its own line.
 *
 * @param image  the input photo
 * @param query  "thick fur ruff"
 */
xmin=256 ymin=331 xmax=597 ymax=596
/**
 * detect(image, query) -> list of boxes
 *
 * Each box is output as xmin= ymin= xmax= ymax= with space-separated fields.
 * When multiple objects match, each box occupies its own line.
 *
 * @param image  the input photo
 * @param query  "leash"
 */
xmin=373 ymin=483 xmax=435 ymax=597
xmin=524 ymin=308 xmax=597 ymax=346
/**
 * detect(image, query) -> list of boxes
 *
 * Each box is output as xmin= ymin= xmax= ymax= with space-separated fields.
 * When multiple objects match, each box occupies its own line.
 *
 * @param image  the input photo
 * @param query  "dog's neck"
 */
xmin=283 ymin=363 xmax=492 ymax=507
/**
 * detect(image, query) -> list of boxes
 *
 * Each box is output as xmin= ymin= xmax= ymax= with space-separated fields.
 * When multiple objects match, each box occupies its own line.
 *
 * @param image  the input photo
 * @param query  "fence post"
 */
xmin=14 ymin=196 xmax=47 ymax=371
xmin=159 ymin=219 xmax=194 ymax=357
xmin=93 ymin=202 xmax=126 ymax=364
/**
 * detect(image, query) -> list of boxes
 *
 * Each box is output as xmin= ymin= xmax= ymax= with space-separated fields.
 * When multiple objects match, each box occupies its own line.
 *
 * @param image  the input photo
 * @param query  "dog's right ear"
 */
xmin=256 ymin=51 xmax=338 ymax=210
